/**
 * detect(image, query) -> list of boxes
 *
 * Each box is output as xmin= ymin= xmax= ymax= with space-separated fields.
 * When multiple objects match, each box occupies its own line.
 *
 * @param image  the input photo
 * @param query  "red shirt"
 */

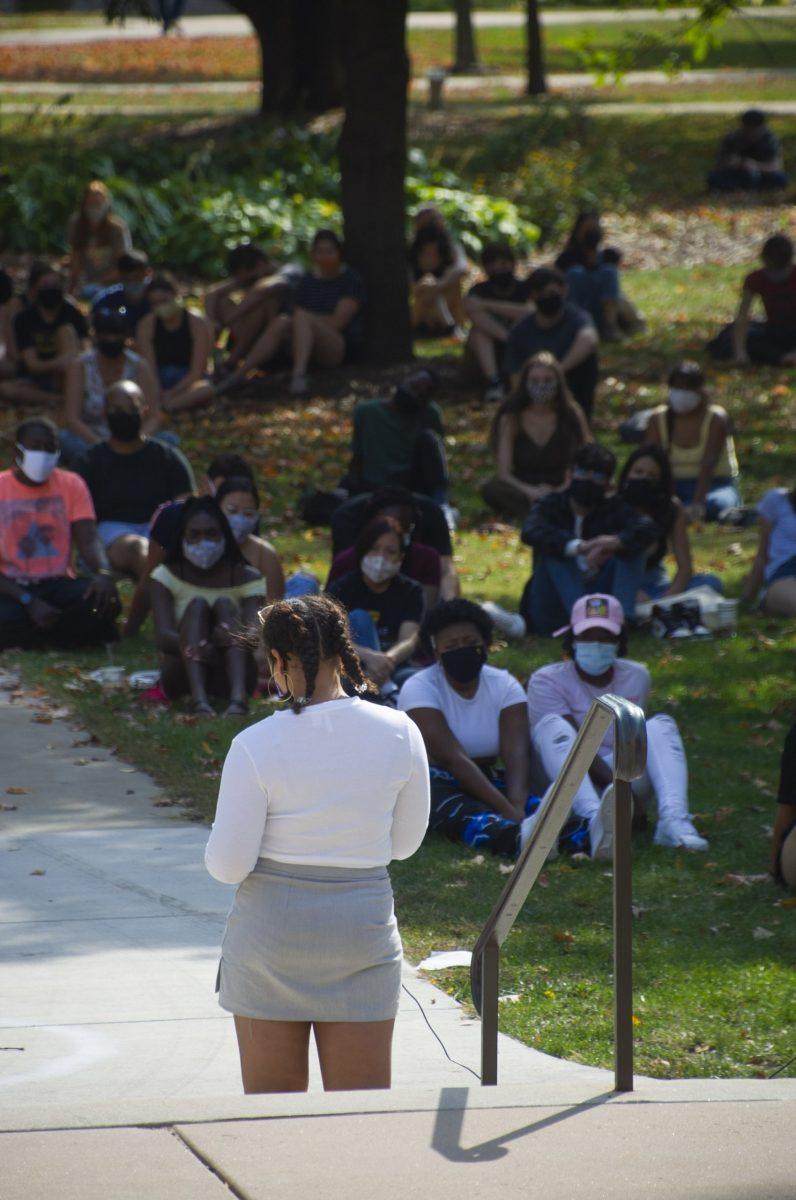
xmin=744 ymin=266 xmax=796 ymax=331
xmin=0 ymin=467 xmax=95 ymax=580
xmin=326 ymin=541 xmax=441 ymax=589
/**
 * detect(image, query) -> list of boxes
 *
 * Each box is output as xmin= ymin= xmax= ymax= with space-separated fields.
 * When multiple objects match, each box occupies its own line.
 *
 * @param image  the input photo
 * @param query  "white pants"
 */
xmin=531 ymin=712 xmax=690 ymax=824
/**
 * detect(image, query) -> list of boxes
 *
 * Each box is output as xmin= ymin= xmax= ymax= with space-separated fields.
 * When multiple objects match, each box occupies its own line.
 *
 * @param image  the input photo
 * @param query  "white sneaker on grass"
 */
xmin=589 ymin=785 xmax=614 ymax=860
xmin=654 ymin=817 xmax=709 ymax=851
xmin=480 ymin=600 xmax=526 ymax=640
xmin=518 ymin=806 xmax=559 ymax=860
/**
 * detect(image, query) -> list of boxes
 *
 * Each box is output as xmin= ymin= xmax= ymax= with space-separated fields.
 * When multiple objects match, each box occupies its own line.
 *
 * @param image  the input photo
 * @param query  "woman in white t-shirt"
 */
xmin=205 ymin=595 xmax=430 ymax=1093
xmin=398 ymin=599 xmax=537 ymax=857
xmin=743 ymin=486 xmax=796 ymax=616
xmin=527 ymin=592 xmax=708 ymax=859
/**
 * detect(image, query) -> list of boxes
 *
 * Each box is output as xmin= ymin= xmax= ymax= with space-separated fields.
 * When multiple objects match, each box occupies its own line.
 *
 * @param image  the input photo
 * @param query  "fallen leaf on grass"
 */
xmin=778 ymin=896 xmax=796 ymax=910
xmin=32 ymin=714 xmax=52 ymax=725
xmin=29 ymin=869 xmax=45 ymax=876
xmin=0 ymin=804 xmax=18 ymax=812
xmin=497 ymin=862 xmax=513 ymax=875
xmin=553 ymin=930 xmax=575 ymax=944
xmin=720 ymin=873 xmax=769 ymax=887
xmin=752 ymin=926 xmax=774 ymax=940
xmin=5 ymin=788 xmax=30 ymax=795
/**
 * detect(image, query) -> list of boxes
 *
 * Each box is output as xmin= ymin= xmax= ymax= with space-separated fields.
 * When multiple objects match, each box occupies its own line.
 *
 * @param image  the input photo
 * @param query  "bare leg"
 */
xmin=0 ymin=378 xmax=59 ymax=406
xmin=411 ymin=285 xmax=450 ymax=332
xmin=211 ymin=596 xmax=250 ymax=714
xmin=215 ymin=314 xmax=292 ymax=394
xmin=226 ymin=292 xmax=283 ymax=364
xmin=291 ymin=309 xmax=344 ymax=390
xmin=178 ymin=597 xmax=214 ymax=713
xmin=163 ymin=379 xmax=215 ymax=413
xmin=763 ymin=578 xmax=796 ymax=617
xmin=233 ymin=1016 xmax=311 ymax=1093
xmin=441 ymin=277 xmax=467 ymax=328
xmin=313 ymin=1019 xmax=395 ymax=1091
xmin=466 ymin=327 xmax=501 ymax=382
xmin=107 ymin=533 xmax=149 ymax=579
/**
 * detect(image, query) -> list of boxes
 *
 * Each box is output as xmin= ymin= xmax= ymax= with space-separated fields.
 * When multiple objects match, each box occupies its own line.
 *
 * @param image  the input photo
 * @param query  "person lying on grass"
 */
xmin=526 ymin=593 xmax=709 ymax=859
xmin=149 ymin=496 xmax=264 ymax=717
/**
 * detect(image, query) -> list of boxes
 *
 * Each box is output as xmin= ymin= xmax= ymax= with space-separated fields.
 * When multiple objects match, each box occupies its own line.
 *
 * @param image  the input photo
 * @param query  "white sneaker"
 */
xmin=481 ymin=600 xmax=526 ymax=640
xmin=589 ymin=785 xmax=614 ymax=860
xmin=654 ymin=817 xmax=709 ymax=852
xmin=440 ymin=503 xmax=459 ymax=531
xmin=518 ymin=806 xmax=559 ymax=860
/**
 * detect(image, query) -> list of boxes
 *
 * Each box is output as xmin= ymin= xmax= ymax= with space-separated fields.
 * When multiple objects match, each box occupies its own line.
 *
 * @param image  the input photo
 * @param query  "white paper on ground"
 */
xmin=417 ymin=950 xmax=473 ymax=970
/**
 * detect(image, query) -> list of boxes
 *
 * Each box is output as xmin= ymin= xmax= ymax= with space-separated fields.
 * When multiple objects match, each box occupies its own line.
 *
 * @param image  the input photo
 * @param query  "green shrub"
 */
xmin=0 ymin=115 xmax=537 ymax=275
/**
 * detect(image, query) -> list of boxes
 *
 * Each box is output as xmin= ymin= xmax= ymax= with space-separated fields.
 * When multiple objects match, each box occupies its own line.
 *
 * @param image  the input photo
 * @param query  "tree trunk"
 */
xmin=526 ymin=0 xmax=547 ymax=96
xmin=234 ymin=0 xmax=344 ymax=118
xmin=451 ymin=0 xmax=479 ymax=74
xmin=338 ymin=0 xmax=411 ymax=363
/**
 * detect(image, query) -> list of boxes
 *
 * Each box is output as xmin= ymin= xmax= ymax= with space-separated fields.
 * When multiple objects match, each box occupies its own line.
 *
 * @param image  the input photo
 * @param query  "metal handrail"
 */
xmin=470 ymin=694 xmax=647 ymax=1089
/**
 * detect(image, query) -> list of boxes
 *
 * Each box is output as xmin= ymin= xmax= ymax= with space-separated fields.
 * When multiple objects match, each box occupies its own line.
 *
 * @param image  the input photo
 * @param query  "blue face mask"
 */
xmin=573 ymin=640 xmax=618 ymax=676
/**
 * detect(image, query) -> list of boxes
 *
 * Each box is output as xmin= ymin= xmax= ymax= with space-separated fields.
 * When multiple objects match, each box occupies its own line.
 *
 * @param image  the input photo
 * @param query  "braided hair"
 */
xmin=259 ymin=594 xmax=377 ymax=714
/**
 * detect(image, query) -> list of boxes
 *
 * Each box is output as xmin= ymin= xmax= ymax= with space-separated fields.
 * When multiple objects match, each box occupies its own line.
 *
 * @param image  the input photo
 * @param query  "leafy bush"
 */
xmin=0 ymin=115 xmax=537 ymax=275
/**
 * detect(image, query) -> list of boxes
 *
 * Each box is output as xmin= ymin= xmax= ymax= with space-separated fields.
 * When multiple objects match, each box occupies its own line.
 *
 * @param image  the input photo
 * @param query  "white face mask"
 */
xmin=361 ymin=553 xmax=400 ymax=585
xmin=668 ymin=388 xmax=701 ymax=414
xmin=16 ymin=444 xmax=60 ymax=484
xmin=182 ymin=538 xmax=225 ymax=570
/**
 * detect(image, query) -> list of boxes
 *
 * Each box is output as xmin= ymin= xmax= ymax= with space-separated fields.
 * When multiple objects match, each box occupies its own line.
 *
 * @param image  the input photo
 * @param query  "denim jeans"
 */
xmin=348 ymin=608 xmax=419 ymax=689
xmin=640 ymin=563 xmax=725 ymax=601
xmin=527 ymin=551 xmax=646 ymax=636
xmin=674 ymin=476 xmax=741 ymax=521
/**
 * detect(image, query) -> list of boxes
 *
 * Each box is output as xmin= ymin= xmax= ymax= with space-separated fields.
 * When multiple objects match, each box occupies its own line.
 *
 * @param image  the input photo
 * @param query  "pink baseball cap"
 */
xmin=553 ymin=593 xmax=625 ymax=638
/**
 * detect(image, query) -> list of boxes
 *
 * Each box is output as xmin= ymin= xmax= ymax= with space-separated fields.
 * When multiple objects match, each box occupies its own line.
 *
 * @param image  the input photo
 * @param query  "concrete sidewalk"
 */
xmin=2 ymin=682 xmax=794 ymax=1200
xmin=0 ymin=6 xmax=792 ymax=45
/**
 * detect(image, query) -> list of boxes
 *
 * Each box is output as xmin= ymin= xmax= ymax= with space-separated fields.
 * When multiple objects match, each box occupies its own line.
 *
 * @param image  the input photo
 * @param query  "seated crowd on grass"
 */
xmin=0 ymin=118 xmax=794 ymax=887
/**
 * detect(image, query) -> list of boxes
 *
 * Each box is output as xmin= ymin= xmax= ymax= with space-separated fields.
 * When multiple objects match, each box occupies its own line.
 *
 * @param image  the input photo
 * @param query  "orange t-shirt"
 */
xmin=0 ymin=468 xmax=95 ymax=580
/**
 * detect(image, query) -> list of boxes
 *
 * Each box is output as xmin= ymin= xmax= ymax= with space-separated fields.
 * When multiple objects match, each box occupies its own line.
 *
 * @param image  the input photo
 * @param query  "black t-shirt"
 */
xmin=505 ymin=303 xmax=595 ymax=377
xmin=331 ymin=492 xmax=453 ymax=559
xmin=467 ymin=276 xmax=531 ymax=330
xmin=327 ymin=570 xmax=424 ymax=648
xmin=79 ymin=440 xmax=194 ymax=525
xmin=14 ymin=300 xmax=88 ymax=361
xmin=719 ymin=128 xmax=781 ymax=166
xmin=150 ymin=499 xmax=185 ymax=550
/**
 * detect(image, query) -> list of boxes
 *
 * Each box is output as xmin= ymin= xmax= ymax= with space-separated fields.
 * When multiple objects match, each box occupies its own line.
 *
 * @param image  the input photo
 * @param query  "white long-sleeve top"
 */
xmin=205 ymin=697 xmax=430 ymax=884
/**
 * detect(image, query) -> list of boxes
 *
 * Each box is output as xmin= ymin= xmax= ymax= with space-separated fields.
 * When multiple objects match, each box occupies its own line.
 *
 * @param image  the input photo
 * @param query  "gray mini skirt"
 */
xmin=216 ymin=858 xmax=403 ymax=1022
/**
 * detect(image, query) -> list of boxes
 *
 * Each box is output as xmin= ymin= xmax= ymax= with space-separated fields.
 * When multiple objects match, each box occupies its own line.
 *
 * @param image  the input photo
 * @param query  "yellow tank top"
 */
xmin=151 ymin=564 xmax=265 ymax=623
xmin=653 ymin=404 xmax=738 ymax=481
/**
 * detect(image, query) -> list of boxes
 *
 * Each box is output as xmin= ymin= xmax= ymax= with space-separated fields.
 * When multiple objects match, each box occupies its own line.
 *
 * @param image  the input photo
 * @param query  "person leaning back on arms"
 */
xmin=205 ymin=595 xmax=430 ymax=1092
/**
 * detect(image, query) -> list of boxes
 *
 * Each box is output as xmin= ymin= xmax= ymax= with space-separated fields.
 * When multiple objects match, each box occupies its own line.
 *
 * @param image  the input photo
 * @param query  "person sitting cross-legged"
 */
xmin=505 ymin=266 xmax=599 ymax=421
xmin=463 ymin=241 xmax=532 ymax=403
xmin=399 ymin=599 xmax=541 ymax=858
xmin=344 ymin=366 xmax=448 ymax=503
xmin=79 ymin=380 xmax=195 ymax=581
xmin=149 ymin=497 xmax=265 ymax=717
xmin=0 ymin=262 xmax=89 ymax=409
xmin=0 ymin=417 xmax=120 ymax=651
xmin=709 ymin=235 xmax=796 ymax=369
xmin=520 ymin=442 xmax=658 ymax=636
xmin=326 ymin=515 xmax=423 ymax=696
xmin=707 ymin=109 xmax=788 ymax=194
xmin=527 ymin=593 xmax=709 ymax=858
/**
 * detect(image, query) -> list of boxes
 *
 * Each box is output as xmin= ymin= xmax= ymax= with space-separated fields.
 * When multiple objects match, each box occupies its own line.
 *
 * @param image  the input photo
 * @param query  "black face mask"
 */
xmin=621 ymin=478 xmax=665 ymax=509
xmin=535 ymin=291 xmax=564 ymax=318
xmin=37 ymin=286 xmax=63 ymax=311
xmin=394 ymin=385 xmax=424 ymax=415
xmin=97 ymin=338 xmax=126 ymax=359
xmin=490 ymin=270 xmax=515 ymax=289
xmin=440 ymin=644 xmax=487 ymax=685
xmin=581 ymin=230 xmax=602 ymax=250
xmin=569 ymin=478 xmax=606 ymax=509
xmin=107 ymin=410 xmax=142 ymax=442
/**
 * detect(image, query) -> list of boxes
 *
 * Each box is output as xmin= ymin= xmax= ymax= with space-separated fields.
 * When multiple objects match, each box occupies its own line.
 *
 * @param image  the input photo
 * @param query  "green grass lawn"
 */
xmin=408 ymin=15 xmax=796 ymax=75
xmin=6 ymin=256 xmax=795 ymax=1081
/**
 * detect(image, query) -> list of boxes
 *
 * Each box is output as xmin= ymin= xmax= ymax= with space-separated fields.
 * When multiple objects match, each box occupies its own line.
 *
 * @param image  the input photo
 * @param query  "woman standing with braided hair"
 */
xmin=205 ymin=595 xmax=430 ymax=1093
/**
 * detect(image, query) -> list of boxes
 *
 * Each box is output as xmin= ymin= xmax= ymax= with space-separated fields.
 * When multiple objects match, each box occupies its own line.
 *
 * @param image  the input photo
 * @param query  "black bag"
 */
xmin=298 ymin=488 xmax=348 ymax=527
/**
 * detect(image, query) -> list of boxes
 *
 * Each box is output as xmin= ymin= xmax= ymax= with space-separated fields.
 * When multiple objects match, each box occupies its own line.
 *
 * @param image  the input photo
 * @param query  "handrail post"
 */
xmin=480 ymin=939 xmax=500 ymax=1086
xmin=613 ymin=777 xmax=634 ymax=1091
